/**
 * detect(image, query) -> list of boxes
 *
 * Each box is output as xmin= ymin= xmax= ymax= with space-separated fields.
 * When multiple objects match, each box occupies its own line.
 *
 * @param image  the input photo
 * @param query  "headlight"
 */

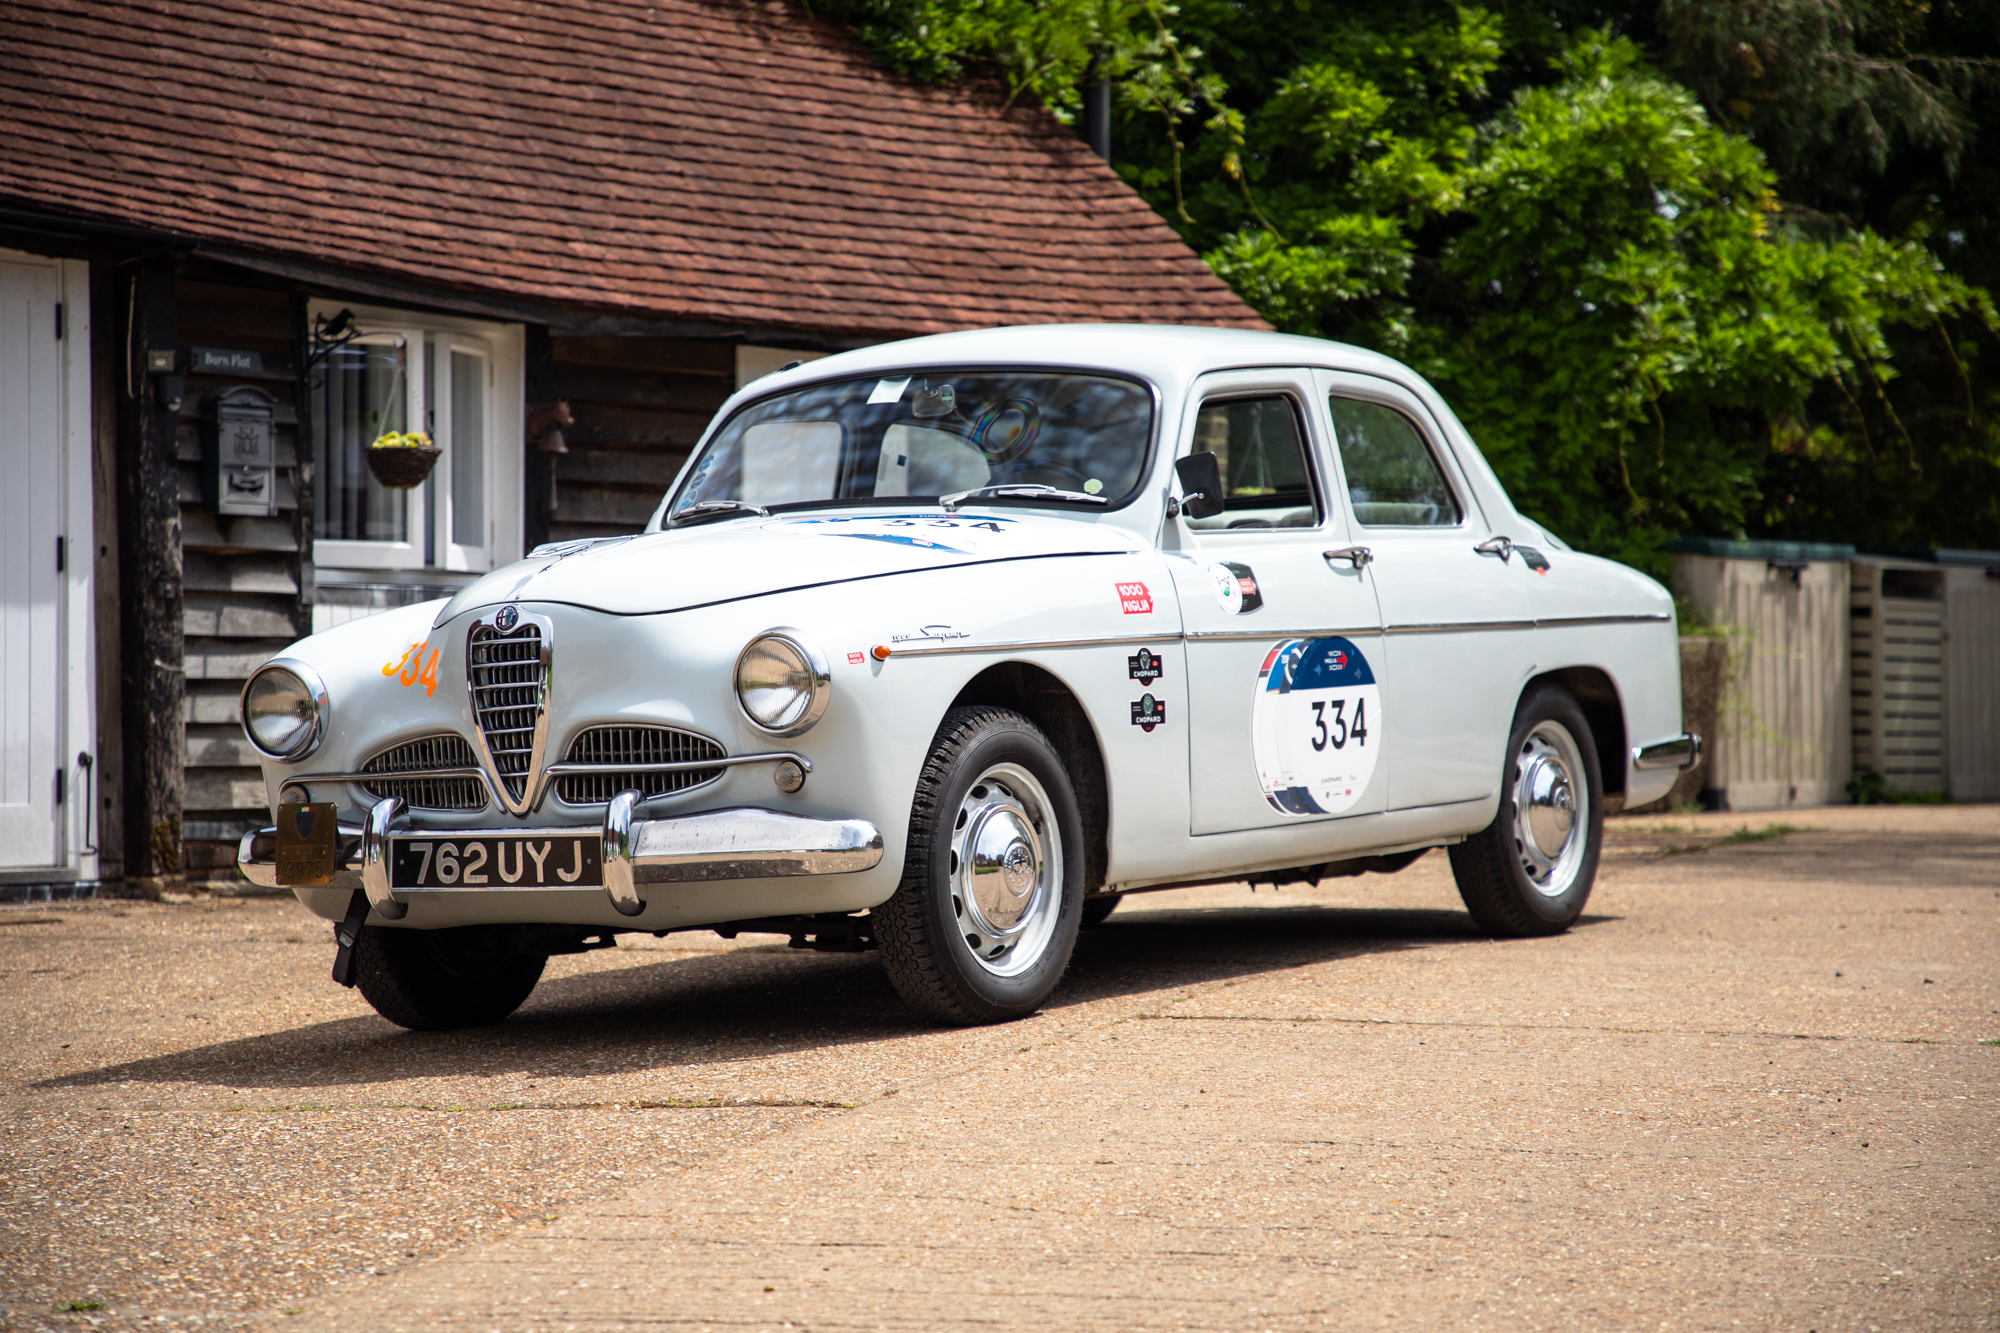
xmin=734 ymin=629 xmax=830 ymax=736
xmin=240 ymin=661 xmax=328 ymax=762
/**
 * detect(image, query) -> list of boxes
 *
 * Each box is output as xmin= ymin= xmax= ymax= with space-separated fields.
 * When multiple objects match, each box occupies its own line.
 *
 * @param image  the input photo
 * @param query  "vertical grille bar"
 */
xmin=468 ymin=622 xmax=548 ymax=805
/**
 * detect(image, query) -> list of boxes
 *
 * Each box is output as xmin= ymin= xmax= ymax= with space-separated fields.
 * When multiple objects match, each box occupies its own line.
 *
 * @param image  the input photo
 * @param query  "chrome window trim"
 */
xmin=240 ymin=657 xmax=331 ymax=763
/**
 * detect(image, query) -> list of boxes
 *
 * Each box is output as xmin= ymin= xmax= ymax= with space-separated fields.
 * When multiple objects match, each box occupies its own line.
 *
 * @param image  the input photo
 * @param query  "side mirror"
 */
xmin=1173 ymin=451 xmax=1225 ymax=520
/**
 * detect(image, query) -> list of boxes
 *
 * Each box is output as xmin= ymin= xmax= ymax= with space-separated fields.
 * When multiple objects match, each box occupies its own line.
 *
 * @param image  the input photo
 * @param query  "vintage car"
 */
xmin=239 ymin=325 xmax=1698 ymax=1029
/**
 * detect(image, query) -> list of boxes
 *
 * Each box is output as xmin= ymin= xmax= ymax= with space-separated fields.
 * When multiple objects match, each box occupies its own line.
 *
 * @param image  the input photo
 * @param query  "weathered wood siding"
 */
xmin=174 ymin=279 xmax=307 ymax=878
xmin=545 ymin=337 xmax=733 ymax=542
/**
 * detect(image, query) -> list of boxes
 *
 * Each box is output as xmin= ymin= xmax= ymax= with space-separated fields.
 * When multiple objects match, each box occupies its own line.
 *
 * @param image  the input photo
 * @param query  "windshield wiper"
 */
xmin=667 ymin=499 xmax=770 ymax=528
xmin=938 ymin=484 xmax=1109 ymax=514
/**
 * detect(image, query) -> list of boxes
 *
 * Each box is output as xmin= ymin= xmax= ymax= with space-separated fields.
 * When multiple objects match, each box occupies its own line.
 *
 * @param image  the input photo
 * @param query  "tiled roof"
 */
xmin=0 ymin=0 xmax=1267 ymax=336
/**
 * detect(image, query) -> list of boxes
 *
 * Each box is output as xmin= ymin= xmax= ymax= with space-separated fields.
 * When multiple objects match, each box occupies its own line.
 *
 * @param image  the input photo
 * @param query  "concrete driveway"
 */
xmin=2 ymin=805 xmax=1994 ymax=1332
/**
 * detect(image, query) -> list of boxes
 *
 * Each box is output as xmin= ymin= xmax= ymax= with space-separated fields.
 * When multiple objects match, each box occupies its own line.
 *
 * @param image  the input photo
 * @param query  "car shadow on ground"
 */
xmin=36 ymin=904 xmax=1613 ymax=1094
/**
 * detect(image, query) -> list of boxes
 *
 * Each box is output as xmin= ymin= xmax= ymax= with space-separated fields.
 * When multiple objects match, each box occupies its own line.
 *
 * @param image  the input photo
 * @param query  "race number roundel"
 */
xmin=1251 ymin=637 xmax=1381 ymax=816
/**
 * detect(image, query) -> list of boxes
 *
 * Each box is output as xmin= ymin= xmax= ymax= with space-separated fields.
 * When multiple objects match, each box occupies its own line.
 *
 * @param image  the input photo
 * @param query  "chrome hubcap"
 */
xmin=949 ymin=763 xmax=1061 ymax=976
xmin=1511 ymin=721 xmax=1587 ymax=897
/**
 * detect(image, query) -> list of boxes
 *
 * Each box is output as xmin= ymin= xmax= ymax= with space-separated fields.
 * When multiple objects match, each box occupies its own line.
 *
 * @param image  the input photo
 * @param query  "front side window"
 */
xmin=661 ymin=370 xmax=1154 ymax=521
xmin=1184 ymin=395 xmax=1320 ymax=530
xmin=1328 ymin=397 xmax=1462 ymax=527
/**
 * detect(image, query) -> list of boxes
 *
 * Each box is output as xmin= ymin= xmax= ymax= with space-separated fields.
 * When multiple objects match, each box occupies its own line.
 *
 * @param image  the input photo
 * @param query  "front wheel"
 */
xmin=353 ymin=925 xmax=547 ymax=1030
xmin=1448 ymin=685 xmax=1603 ymax=937
xmin=875 ymin=706 xmax=1085 ymax=1024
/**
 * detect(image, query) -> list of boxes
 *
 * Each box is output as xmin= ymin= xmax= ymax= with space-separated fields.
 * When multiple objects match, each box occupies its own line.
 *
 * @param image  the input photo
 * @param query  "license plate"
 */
xmin=390 ymin=834 xmax=603 ymax=889
xmin=275 ymin=802 xmax=340 ymax=885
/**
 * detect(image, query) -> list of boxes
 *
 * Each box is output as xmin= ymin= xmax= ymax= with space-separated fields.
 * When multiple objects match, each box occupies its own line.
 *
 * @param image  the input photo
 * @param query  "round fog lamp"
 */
xmin=241 ymin=662 xmax=328 ymax=762
xmin=734 ymin=630 xmax=830 ymax=736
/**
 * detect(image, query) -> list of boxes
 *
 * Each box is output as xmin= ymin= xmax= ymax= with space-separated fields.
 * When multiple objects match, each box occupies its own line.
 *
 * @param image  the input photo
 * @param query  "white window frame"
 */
xmin=308 ymin=300 xmax=524 ymax=573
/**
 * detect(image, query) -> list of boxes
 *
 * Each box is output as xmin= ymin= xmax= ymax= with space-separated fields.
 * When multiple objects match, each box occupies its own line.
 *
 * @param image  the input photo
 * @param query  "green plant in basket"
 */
xmin=369 ymin=431 xmax=434 ymax=450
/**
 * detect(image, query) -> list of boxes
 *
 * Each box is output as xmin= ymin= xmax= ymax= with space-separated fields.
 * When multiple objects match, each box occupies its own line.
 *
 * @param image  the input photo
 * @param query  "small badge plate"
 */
xmin=275 ymin=802 xmax=340 ymax=885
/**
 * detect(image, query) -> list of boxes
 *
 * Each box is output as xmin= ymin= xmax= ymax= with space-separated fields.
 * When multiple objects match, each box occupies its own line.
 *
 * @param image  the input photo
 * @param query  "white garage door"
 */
xmin=0 ymin=254 xmax=69 ymax=870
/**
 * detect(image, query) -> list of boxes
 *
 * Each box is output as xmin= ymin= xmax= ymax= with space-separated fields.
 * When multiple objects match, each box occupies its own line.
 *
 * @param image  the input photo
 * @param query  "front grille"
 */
xmin=360 ymin=734 xmax=486 ymax=811
xmin=468 ymin=622 xmax=548 ymax=804
xmin=554 ymin=725 xmax=727 ymax=805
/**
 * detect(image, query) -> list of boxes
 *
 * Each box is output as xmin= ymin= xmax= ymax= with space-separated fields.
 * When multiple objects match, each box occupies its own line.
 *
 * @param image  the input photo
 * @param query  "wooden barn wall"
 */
xmin=545 ymin=336 xmax=734 ymax=541
xmin=173 ymin=279 xmax=307 ymax=877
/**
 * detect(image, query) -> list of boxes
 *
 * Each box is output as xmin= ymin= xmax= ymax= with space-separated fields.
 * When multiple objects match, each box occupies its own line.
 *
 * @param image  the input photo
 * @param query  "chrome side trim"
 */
xmin=360 ymin=796 xmax=409 ymax=920
xmin=878 ymin=613 xmax=1667 ymax=658
xmin=1632 ymin=733 xmax=1702 ymax=772
xmin=881 ymin=632 xmax=1183 ymax=658
xmin=629 ymin=808 xmax=884 ymax=883
xmin=603 ymin=790 xmax=643 ymax=916
xmin=1184 ymin=627 xmax=1380 ymax=642
xmin=1385 ymin=620 xmax=1537 ymax=635
xmin=1537 ymin=613 xmax=1674 ymax=627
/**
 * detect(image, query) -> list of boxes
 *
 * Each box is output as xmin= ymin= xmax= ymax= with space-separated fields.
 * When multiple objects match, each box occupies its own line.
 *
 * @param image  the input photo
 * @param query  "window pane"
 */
xmin=1186 ymin=396 xmax=1318 ymax=529
xmin=312 ymin=340 xmax=408 ymax=542
xmin=450 ymin=349 xmax=486 ymax=546
xmin=1328 ymin=398 xmax=1461 ymax=526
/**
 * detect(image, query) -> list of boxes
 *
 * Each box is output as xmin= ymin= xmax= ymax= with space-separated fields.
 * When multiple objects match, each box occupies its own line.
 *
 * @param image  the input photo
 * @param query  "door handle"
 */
xmin=1475 ymin=535 xmax=1513 ymax=562
xmin=1323 ymin=546 xmax=1372 ymax=569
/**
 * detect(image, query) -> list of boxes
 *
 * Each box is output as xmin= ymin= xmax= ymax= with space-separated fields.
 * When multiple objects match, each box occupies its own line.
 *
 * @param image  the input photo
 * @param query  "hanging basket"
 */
xmin=364 ymin=433 xmax=442 ymax=489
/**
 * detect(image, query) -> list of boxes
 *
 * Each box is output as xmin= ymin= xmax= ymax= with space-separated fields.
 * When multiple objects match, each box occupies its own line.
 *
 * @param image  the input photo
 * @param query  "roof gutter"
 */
xmin=0 ymin=198 xmax=201 ymax=253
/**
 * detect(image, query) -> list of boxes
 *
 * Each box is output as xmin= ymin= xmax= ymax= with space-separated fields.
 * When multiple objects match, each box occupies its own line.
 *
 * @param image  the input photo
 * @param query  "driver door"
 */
xmin=1171 ymin=370 xmax=1389 ymax=835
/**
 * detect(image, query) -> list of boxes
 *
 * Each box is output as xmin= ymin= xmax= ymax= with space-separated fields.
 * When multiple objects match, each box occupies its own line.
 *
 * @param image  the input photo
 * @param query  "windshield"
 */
xmin=658 ymin=370 xmax=1155 ymax=525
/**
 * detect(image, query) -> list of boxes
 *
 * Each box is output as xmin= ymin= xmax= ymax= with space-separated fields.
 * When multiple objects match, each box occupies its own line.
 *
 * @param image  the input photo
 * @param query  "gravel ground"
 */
xmin=1 ymin=804 xmax=1994 ymax=1331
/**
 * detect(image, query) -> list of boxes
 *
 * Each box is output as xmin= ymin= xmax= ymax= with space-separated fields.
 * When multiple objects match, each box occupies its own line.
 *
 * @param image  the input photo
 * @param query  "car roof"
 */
xmin=750 ymin=324 xmax=1412 ymax=397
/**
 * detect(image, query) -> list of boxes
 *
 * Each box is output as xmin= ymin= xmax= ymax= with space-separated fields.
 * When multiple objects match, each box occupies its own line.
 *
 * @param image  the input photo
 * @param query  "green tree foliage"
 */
xmin=815 ymin=0 xmax=2000 ymax=571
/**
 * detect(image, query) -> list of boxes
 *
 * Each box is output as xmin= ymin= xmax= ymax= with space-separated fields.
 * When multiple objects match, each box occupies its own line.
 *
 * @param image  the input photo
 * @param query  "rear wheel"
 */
xmin=875 ymin=707 xmax=1084 ymax=1024
xmin=1448 ymin=685 xmax=1603 ymax=937
xmin=353 ymin=925 xmax=547 ymax=1030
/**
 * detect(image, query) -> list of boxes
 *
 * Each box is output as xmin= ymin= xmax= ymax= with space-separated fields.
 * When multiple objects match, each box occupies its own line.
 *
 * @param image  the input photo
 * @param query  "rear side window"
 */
xmin=1328 ymin=397 xmax=1461 ymax=527
xmin=1186 ymin=395 xmax=1320 ymax=530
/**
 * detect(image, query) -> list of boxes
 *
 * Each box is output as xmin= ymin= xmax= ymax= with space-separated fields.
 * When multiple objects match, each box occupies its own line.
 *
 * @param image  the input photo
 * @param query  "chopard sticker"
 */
xmin=1251 ymin=637 xmax=1381 ymax=817
xmin=847 ymin=651 xmax=866 ymax=665
xmin=1116 ymin=582 xmax=1154 ymax=615
xmin=1127 ymin=647 xmax=1164 ymax=684
xmin=383 ymin=639 xmax=441 ymax=696
xmin=1130 ymin=694 xmax=1167 ymax=732
xmin=891 ymin=624 xmax=970 ymax=645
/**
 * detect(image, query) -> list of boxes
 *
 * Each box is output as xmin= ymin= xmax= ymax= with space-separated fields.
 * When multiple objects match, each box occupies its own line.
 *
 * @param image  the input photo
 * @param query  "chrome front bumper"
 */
xmin=238 ymin=803 xmax=884 ymax=920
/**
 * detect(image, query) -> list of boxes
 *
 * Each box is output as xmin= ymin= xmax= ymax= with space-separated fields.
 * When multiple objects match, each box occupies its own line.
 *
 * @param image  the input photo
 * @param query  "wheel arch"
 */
xmin=1525 ymin=666 xmax=1626 ymax=801
xmin=948 ymin=662 xmax=1110 ymax=892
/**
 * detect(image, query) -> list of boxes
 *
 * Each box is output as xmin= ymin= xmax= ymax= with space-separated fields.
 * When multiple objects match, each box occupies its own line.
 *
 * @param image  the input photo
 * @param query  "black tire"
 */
xmin=353 ymin=925 xmax=547 ymax=1030
xmin=1080 ymin=893 xmax=1123 ymax=928
xmin=874 ymin=706 xmax=1085 ymax=1024
xmin=1448 ymin=684 xmax=1604 ymax=937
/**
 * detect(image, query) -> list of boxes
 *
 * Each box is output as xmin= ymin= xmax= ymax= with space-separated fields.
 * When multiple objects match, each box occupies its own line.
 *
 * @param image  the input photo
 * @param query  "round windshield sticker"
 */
xmin=1204 ymin=561 xmax=1243 ymax=614
xmin=1251 ymin=637 xmax=1381 ymax=816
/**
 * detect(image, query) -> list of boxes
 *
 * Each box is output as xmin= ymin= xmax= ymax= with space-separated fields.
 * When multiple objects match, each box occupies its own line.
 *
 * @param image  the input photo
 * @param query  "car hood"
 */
xmin=434 ymin=510 xmax=1145 ymax=621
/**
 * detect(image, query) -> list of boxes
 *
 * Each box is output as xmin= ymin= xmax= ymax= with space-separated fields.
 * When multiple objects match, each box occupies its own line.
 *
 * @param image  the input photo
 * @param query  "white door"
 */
xmin=0 ymin=255 xmax=65 ymax=869
xmin=1174 ymin=372 xmax=1388 ymax=835
xmin=1315 ymin=371 xmax=1531 ymax=811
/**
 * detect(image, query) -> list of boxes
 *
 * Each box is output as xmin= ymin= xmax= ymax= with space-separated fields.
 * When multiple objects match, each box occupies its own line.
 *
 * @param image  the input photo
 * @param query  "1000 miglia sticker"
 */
xmin=1252 ymin=637 xmax=1381 ymax=816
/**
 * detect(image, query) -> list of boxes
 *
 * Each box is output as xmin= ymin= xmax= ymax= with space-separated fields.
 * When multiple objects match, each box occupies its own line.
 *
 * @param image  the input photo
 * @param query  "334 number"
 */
xmin=383 ymin=641 xmax=441 ymax=696
xmin=1309 ymin=697 xmax=1368 ymax=751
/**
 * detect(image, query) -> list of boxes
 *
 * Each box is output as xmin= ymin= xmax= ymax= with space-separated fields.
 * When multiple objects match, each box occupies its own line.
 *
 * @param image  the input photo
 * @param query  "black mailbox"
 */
xmin=200 ymin=386 xmax=278 ymax=518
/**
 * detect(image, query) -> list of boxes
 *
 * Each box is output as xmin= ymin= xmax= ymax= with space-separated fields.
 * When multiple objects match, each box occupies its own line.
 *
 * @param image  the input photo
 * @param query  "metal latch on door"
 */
xmin=1323 ymin=546 xmax=1372 ymax=569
